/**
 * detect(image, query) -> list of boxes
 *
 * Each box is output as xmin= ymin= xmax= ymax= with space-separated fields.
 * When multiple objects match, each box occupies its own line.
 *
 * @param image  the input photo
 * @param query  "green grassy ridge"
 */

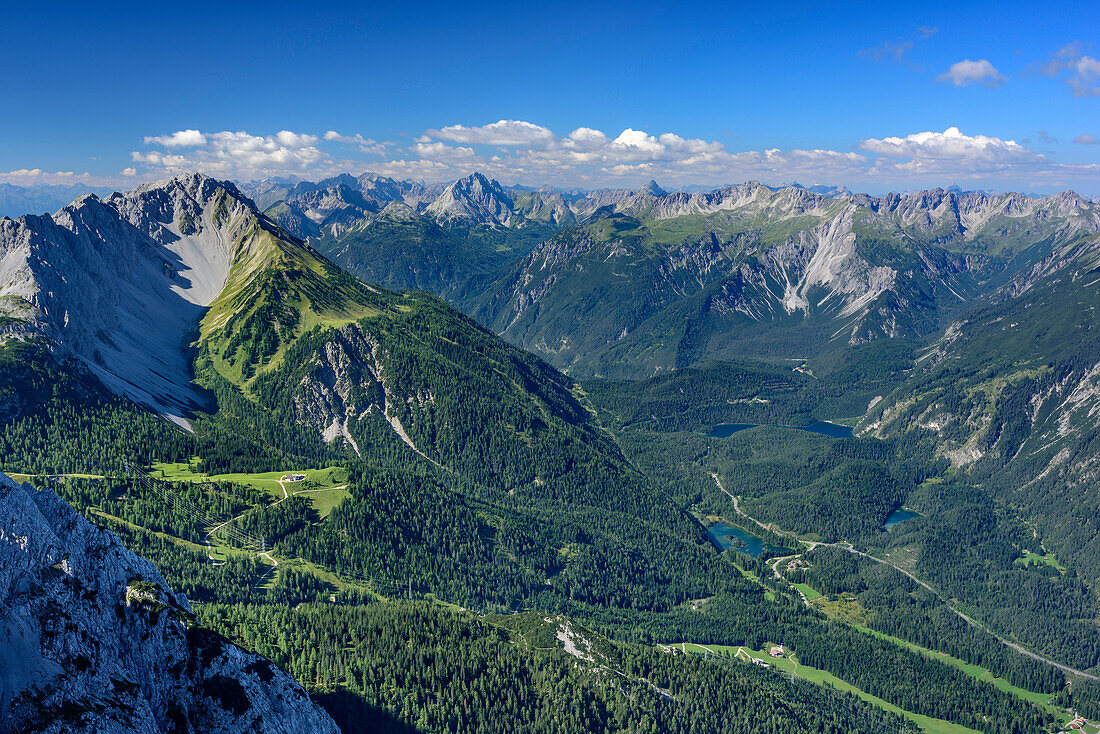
xmin=197 ymin=222 xmax=392 ymax=389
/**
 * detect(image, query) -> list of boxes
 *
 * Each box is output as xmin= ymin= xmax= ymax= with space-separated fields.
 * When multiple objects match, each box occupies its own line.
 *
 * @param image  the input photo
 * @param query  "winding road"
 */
xmin=252 ymin=551 xmax=278 ymax=590
xmin=709 ymin=472 xmax=1099 ymax=681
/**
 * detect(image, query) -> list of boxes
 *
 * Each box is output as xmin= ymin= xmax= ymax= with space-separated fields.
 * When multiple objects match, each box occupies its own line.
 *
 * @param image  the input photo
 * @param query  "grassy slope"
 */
xmin=196 ymin=216 xmax=389 ymax=390
xmin=152 ymin=462 xmax=349 ymax=516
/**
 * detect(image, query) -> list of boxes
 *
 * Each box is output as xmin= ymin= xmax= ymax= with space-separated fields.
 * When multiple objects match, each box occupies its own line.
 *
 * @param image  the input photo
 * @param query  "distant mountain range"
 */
xmin=471 ymin=183 xmax=1098 ymax=376
xmin=240 ymin=170 xmax=1098 ymax=378
xmin=0 ymin=182 xmax=116 ymax=218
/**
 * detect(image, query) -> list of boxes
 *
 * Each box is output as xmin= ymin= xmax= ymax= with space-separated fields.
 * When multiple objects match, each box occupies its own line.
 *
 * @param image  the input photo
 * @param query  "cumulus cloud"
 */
xmin=120 ymin=167 xmax=137 ymax=176
xmin=400 ymin=123 xmax=868 ymax=186
xmin=143 ymin=129 xmax=207 ymax=147
xmin=123 ymin=121 xmax=1100 ymax=193
xmin=132 ymin=129 xmax=340 ymax=180
xmin=323 ymin=130 xmax=389 ymax=155
xmin=409 ymin=141 xmax=477 ymax=163
xmin=1075 ymin=134 xmax=1099 ymax=145
xmin=610 ymin=128 xmax=665 ymax=155
xmin=1042 ymin=43 xmax=1100 ymax=98
xmin=274 ymin=130 xmax=318 ymax=148
xmin=936 ymin=59 xmax=1005 ymax=87
xmin=427 ymin=119 xmax=557 ymax=147
xmin=916 ymin=26 xmax=939 ymax=38
xmin=0 ymin=168 xmax=104 ymax=186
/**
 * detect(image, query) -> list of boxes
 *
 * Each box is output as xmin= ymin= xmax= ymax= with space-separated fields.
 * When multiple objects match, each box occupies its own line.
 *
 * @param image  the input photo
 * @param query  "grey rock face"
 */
xmin=0 ymin=472 xmax=339 ymax=734
xmin=426 ymin=172 xmax=516 ymax=226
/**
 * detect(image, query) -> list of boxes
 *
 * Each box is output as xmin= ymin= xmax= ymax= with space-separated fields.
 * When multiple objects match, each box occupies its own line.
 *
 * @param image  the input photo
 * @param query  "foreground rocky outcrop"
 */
xmin=0 ymin=471 xmax=338 ymax=734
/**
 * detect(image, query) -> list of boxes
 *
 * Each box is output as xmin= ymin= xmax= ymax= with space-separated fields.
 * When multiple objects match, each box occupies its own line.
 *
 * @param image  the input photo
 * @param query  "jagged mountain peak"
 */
xmin=426 ymin=171 xmax=515 ymax=226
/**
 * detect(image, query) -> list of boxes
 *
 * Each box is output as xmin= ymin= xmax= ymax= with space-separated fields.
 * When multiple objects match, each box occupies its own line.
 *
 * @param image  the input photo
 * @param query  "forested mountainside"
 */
xmin=856 ymin=230 xmax=1100 ymax=661
xmin=1 ymin=172 xmax=1096 ymax=733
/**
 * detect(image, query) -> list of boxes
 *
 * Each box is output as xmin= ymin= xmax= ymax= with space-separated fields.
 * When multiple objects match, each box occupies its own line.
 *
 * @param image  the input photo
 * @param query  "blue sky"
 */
xmin=3 ymin=0 xmax=1100 ymax=193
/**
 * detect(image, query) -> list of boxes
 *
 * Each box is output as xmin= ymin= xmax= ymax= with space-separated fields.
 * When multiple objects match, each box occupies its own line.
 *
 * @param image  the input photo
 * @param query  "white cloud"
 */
xmin=566 ymin=127 xmax=609 ymax=146
xmin=860 ymin=127 xmax=1040 ymax=171
xmin=859 ymin=40 xmax=914 ymax=65
xmin=610 ymin=128 xmax=665 ymax=155
xmin=121 ymin=167 xmax=137 ymax=176
xmin=1075 ymin=134 xmax=1099 ymax=145
xmin=409 ymin=142 xmax=477 ymax=163
xmin=400 ymin=122 xmax=871 ymax=186
xmin=323 ymin=130 xmax=389 ymax=155
xmin=1070 ymin=56 xmax=1100 ymax=97
xmin=121 ymin=121 xmax=1100 ymax=194
xmin=132 ymin=130 xmax=340 ymax=180
xmin=427 ymin=119 xmax=557 ymax=147
xmin=1042 ymin=43 xmax=1100 ymax=98
xmin=274 ymin=130 xmax=318 ymax=148
xmin=143 ymin=129 xmax=207 ymax=147
xmin=0 ymin=169 xmax=84 ymax=185
xmin=936 ymin=59 xmax=1005 ymax=88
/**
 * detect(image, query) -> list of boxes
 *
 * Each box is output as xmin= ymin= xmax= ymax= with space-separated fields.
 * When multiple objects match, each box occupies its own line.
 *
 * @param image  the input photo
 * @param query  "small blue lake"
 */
xmin=883 ymin=508 xmax=921 ymax=532
xmin=704 ymin=420 xmax=854 ymax=439
xmin=706 ymin=522 xmax=791 ymax=558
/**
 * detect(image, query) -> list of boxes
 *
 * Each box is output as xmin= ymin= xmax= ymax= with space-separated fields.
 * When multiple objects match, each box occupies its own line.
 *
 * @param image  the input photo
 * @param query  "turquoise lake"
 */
xmin=883 ymin=508 xmax=921 ymax=531
xmin=704 ymin=420 xmax=854 ymax=439
xmin=705 ymin=522 xmax=791 ymax=558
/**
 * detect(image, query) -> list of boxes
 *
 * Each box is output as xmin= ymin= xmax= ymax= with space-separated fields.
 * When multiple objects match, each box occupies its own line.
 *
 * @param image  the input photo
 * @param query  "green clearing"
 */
xmin=1014 ymin=549 xmax=1066 ymax=572
xmin=853 ymin=626 xmax=1068 ymax=723
xmin=810 ymin=592 xmax=871 ymax=626
xmin=792 ymin=581 xmax=822 ymax=600
xmin=152 ymin=461 xmax=346 ymax=496
xmin=672 ymin=642 xmax=980 ymax=734
xmin=290 ymin=486 xmax=351 ymax=519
